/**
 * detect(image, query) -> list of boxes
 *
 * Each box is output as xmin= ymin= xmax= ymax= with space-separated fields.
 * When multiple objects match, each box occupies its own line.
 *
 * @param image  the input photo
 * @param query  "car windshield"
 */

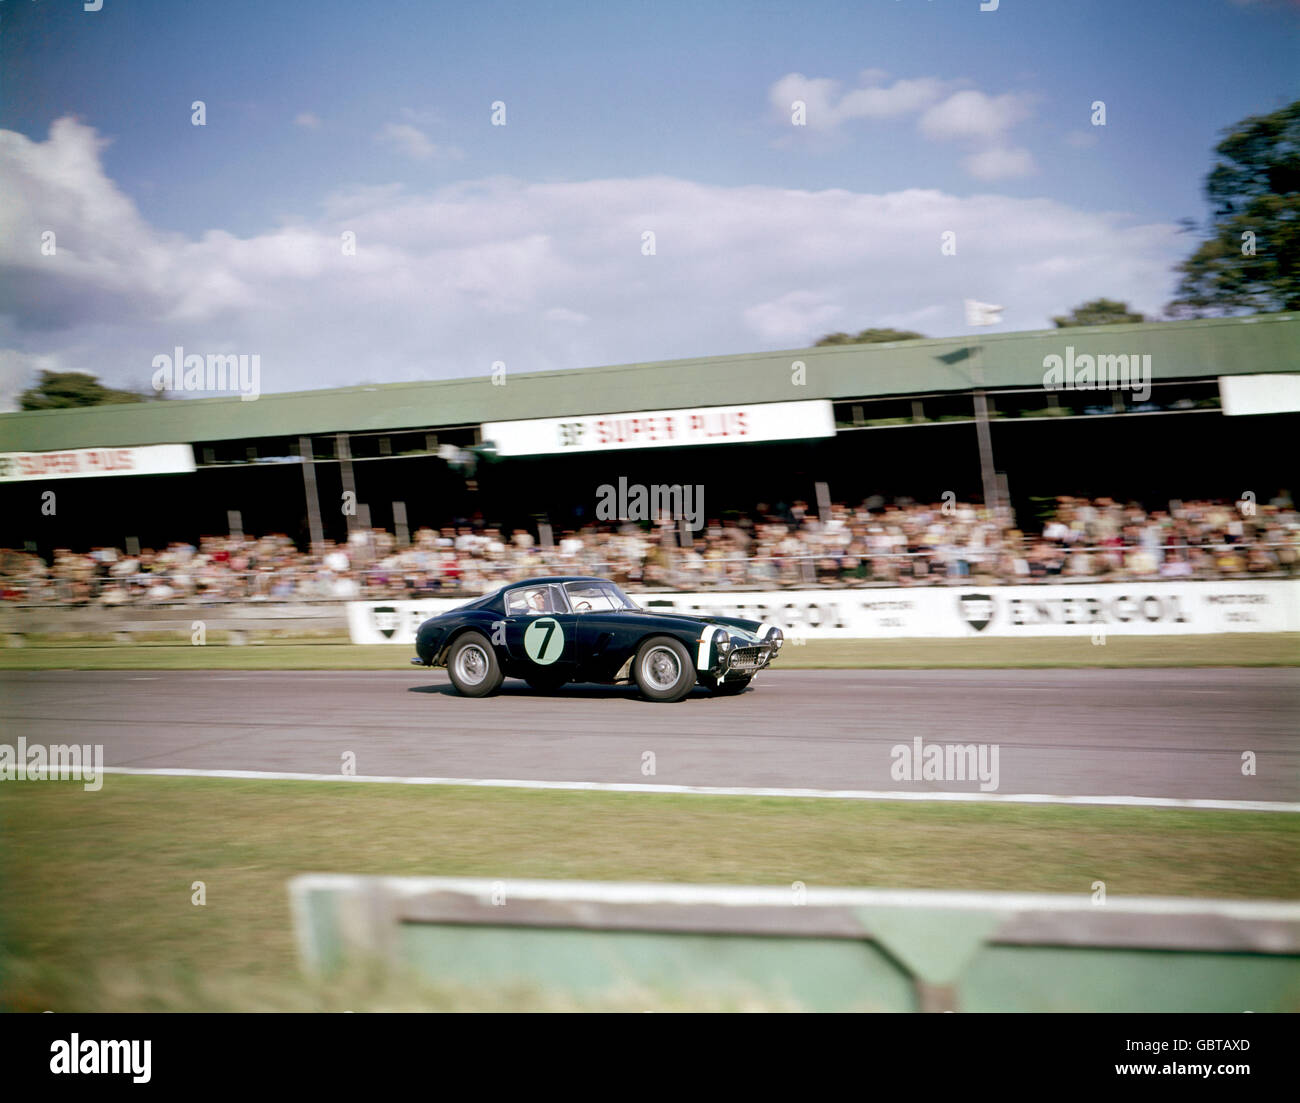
xmin=564 ymin=581 xmax=640 ymax=612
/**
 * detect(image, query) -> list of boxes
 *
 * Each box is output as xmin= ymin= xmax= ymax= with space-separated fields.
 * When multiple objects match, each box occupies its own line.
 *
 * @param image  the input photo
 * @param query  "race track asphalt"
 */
xmin=2 ymin=667 xmax=1297 ymax=802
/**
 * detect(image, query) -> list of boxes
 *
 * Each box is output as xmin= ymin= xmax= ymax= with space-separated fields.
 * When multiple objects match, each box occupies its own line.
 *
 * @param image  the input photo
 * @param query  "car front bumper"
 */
xmin=715 ymin=643 xmax=775 ymax=677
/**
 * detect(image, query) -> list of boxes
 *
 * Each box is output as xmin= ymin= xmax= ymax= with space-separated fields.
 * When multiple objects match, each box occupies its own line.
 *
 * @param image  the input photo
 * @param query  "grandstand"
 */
xmin=1 ymin=313 xmax=1296 ymax=558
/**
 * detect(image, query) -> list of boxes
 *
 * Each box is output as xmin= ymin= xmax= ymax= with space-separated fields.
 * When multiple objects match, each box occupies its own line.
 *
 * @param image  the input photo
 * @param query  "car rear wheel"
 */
xmin=447 ymin=632 xmax=503 ymax=697
xmin=633 ymin=636 xmax=696 ymax=702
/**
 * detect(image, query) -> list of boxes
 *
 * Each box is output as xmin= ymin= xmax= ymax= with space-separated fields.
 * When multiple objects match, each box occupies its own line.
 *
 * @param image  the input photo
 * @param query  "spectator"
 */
xmin=3 ymin=492 xmax=1295 ymax=603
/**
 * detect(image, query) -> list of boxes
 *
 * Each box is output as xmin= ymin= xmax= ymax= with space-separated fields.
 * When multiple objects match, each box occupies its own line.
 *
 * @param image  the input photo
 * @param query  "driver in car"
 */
xmin=525 ymin=588 xmax=551 ymax=614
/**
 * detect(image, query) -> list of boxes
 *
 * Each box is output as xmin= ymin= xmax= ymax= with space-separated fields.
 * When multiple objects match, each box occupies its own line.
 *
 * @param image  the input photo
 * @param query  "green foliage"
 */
xmin=814 ymin=328 xmax=927 ymax=346
xmin=1051 ymin=298 xmax=1146 ymax=328
xmin=1167 ymin=99 xmax=1300 ymax=316
xmin=19 ymin=370 xmax=150 ymax=411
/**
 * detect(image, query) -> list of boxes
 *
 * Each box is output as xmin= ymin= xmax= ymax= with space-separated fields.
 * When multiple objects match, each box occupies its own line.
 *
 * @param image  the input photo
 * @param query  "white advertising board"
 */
xmin=482 ymin=400 xmax=835 ymax=457
xmin=0 ymin=444 xmax=196 ymax=482
xmin=348 ymin=581 xmax=1300 ymax=644
xmin=1219 ymin=374 xmax=1300 ymax=416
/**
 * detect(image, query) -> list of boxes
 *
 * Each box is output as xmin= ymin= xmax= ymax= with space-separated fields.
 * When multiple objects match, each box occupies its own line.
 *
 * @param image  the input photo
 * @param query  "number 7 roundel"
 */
xmin=523 ymin=617 xmax=565 ymax=664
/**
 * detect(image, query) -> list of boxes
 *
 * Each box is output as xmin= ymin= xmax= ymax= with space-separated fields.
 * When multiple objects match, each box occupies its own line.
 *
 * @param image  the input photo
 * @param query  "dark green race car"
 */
xmin=410 ymin=576 xmax=783 ymax=702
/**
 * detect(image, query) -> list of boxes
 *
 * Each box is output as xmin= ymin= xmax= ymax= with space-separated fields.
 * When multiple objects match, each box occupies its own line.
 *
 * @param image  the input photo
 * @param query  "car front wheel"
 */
xmin=633 ymin=636 xmax=696 ymax=702
xmin=447 ymin=631 xmax=504 ymax=697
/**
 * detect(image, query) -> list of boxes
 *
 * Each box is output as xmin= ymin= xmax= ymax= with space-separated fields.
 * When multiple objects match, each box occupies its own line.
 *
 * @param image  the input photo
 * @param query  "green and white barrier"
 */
xmin=289 ymin=875 xmax=1300 ymax=1012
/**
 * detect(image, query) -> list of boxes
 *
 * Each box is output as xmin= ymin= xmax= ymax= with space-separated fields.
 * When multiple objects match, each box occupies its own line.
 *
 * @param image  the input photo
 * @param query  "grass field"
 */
xmin=1 ymin=775 xmax=1296 ymax=1011
xmin=1 ymin=632 xmax=1297 ymax=670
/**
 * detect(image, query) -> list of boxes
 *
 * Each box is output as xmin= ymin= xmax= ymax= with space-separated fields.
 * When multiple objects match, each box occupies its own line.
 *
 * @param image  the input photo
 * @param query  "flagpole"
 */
xmin=970 ymin=343 xmax=1000 ymax=521
xmin=962 ymin=299 xmax=1003 ymax=524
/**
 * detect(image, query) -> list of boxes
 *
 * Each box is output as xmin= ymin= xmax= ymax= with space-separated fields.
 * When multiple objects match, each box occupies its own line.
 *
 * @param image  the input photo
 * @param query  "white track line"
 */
xmin=97 ymin=767 xmax=1300 ymax=812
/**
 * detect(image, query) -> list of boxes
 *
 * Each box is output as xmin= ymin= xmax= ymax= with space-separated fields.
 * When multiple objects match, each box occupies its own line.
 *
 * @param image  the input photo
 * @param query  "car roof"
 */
xmin=455 ymin=577 xmax=617 ymax=612
xmin=495 ymin=576 xmax=612 ymax=591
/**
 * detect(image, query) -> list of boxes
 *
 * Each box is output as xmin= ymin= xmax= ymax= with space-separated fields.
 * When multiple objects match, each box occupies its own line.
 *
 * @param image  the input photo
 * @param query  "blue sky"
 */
xmin=0 ymin=0 xmax=1297 ymax=404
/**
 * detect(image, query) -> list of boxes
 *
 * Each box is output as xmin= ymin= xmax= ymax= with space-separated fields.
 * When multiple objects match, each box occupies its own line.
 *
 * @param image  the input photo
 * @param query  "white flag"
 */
xmin=964 ymin=299 xmax=1004 ymax=326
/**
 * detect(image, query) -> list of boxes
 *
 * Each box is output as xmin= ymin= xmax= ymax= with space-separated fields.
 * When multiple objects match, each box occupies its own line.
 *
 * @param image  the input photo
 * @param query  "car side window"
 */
xmin=505 ymin=584 xmax=570 ymax=615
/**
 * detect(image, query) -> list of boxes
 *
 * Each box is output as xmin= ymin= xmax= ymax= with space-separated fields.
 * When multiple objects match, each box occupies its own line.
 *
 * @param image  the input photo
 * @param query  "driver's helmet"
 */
xmin=526 ymin=588 xmax=550 ymax=613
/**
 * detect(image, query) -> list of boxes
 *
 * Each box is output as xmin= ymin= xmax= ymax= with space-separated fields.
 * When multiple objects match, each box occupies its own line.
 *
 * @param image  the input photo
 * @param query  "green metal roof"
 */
xmin=2 ymin=313 xmax=1296 ymax=452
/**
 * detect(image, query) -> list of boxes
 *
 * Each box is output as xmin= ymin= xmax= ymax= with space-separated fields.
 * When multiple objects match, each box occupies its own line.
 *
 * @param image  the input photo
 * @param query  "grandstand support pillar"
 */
xmin=815 ymin=481 xmax=832 ymax=521
xmin=299 ymin=436 xmax=325 ymax=551
xmin=970 ymin=347 xmax=1001 ymax=522
xmin=996 ymin=472 xmax=1014 ymax=528
xmin=337 ymin=432 xmax=357 ymax=537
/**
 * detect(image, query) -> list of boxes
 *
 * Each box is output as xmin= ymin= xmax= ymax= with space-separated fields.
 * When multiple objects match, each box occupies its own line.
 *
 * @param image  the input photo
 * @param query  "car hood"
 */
xmin=627 ymin=609 xmax=773 ymax=643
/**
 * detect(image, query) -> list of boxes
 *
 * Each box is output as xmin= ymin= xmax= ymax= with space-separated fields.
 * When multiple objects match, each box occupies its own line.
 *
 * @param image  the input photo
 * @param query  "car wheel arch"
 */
xmin=632 ymin=634 xmax=699 ymax=702
xmin=436 ymin=622 xmax=499 ymax=666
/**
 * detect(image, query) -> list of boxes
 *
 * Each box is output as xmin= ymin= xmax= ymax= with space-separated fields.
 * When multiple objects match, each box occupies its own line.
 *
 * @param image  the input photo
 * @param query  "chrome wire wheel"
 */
xmin=454 ymin=642 xmax=489 ymax=686
xmin=641 ymin=645 xmax=680 ymax=691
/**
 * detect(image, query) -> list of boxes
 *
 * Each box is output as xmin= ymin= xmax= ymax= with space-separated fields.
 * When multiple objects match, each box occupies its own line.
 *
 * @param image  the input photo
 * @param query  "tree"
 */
xmin=1051 ymin=298 xmax=1146 ymax=328
xmin=1166 ymin=99 xmax=1300 ymax=317
xmin=814 ymin=327 xmax=927 ymax=346
xmin=19 ymin=370 xmax=151 ymax=411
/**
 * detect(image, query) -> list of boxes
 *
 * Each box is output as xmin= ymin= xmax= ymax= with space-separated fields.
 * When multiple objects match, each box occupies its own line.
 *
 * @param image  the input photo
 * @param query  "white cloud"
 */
xmin=769 ymin=73 xmax=1037 ymax=181
xmin=879 ymin=303 xmax=947 ymax=330
xmin=963 ymin=146 xmax=1037 ymax=180
xmin=376 ymin=122 xmax=435 ymax=160
xmin=544 ymin=307 xmax=590 ymax=324
xmin=0 ymin=118 xmax=1189 ymax=403
xmin=375 ymin=122 xmax=463 ymax=161
xmin=0 ymin=349 xmax=59 ymax=412
xmin=399 ymin=106 xmax=444 ymax=127
xmin=768 ymin=72 xmax=952 ymax=133
xmin=294 ymin=112 xmax=322 ymax=130
xmin=743 ymin=291 xmax=842 ymax=342
xmin=918 ymin=90 xmax=1034 ymax=143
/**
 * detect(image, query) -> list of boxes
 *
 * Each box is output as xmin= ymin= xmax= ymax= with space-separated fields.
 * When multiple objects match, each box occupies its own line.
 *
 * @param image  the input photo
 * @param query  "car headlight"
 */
xmin=714 ymin=631 xmax=731 ymax=653
xmin=767 ymin=628 xmax=784 ymax=651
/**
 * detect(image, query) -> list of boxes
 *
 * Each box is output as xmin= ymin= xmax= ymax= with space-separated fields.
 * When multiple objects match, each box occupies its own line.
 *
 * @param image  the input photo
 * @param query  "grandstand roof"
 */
xmin=2 ymin=313 xmax=1296 ymax=452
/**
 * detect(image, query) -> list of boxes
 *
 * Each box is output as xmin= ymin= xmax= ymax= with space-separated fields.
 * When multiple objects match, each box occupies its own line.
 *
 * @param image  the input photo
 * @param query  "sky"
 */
xmin=0 ymin=0 xmax=1297 ymax=408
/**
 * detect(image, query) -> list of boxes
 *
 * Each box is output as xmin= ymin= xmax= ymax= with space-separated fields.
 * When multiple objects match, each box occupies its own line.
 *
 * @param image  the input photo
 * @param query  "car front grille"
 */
xmin=727 ymin=646 xmax=769 ymax=672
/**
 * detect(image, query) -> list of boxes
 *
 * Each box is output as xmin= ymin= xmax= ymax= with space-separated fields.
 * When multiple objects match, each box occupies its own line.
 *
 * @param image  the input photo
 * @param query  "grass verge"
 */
xmin=1 ymin=776 xmax=1295 ymax=1011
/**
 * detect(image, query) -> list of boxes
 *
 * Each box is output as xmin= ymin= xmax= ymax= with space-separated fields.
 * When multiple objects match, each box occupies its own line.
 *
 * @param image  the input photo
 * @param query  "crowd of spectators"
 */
xmin=2 ymin=493 xmax=1296 ymax=605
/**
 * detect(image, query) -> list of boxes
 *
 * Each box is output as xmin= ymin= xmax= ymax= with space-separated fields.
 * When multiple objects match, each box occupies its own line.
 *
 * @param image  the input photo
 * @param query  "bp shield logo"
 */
xmin=524 ymin=617 xmax=565 ymax=665
xmin=372 ymin=606 xmax=399 ymax=640
xmin=958 ymin=593 xmax=995 ymax=632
